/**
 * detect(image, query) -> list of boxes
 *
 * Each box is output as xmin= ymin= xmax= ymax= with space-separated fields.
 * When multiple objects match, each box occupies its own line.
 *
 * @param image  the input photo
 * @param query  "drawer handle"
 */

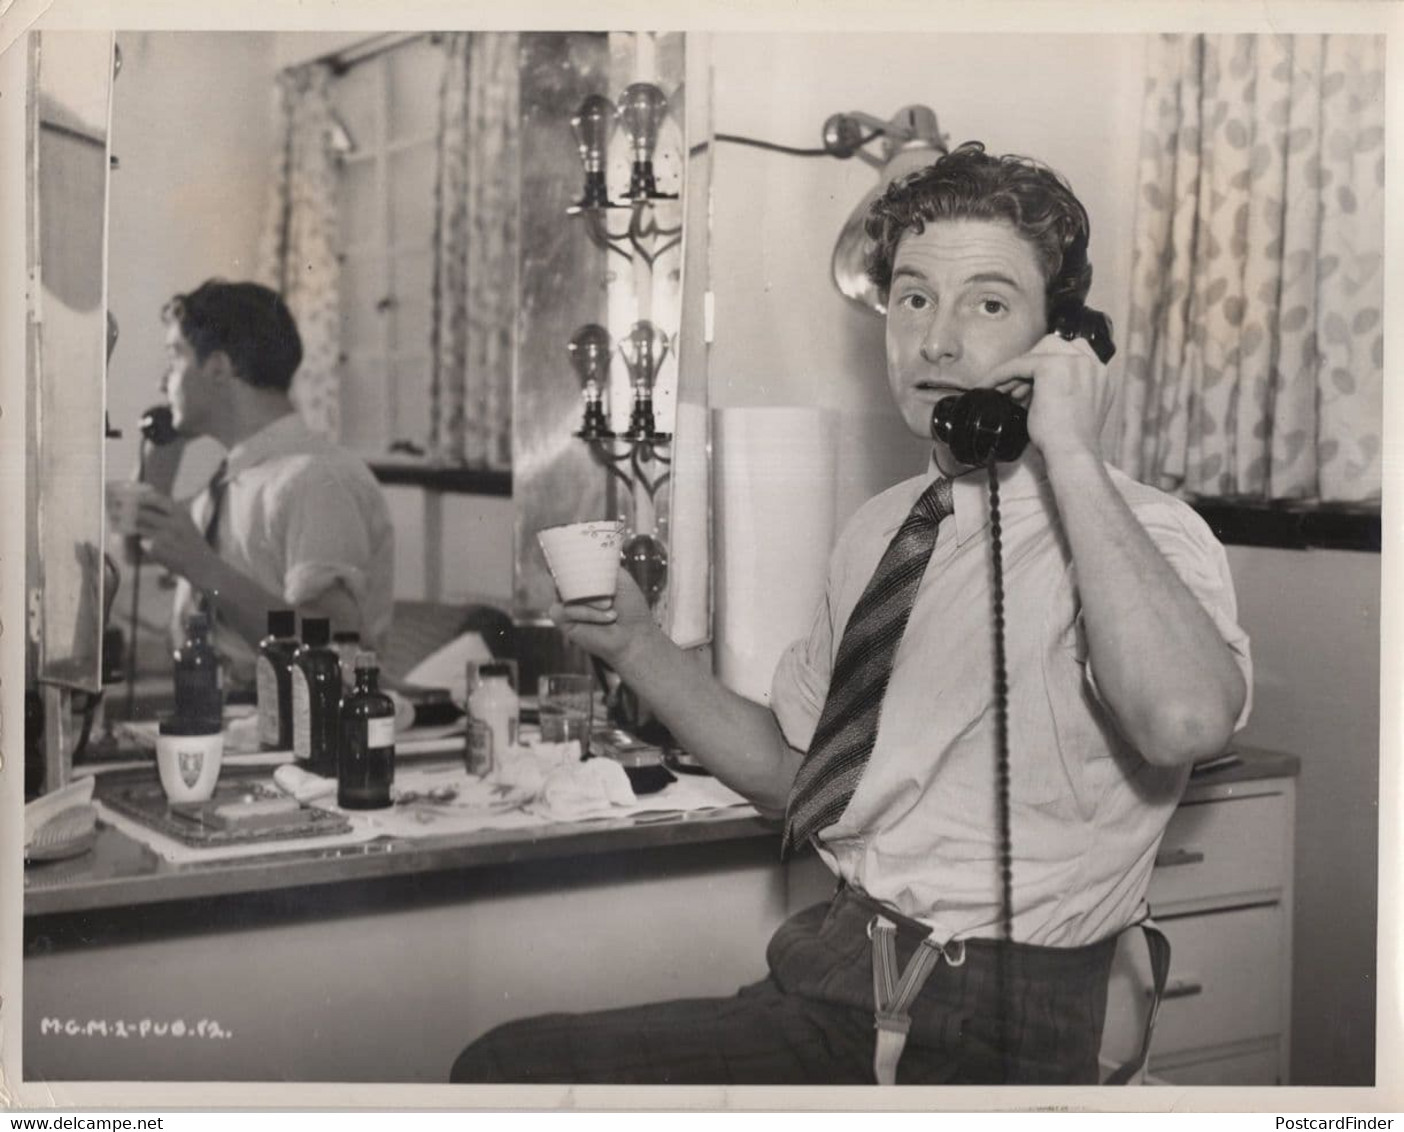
xmin=1154 ymin=847 xmax=1205 ymax=868
xmin=1155 ymin=979 xmax=1204 ymax=1001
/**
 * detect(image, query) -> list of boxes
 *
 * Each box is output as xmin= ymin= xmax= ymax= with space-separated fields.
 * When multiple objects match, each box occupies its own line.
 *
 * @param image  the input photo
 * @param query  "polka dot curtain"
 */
xmin=256 ymin=63 xmax=342 ymax=439
xmin=429 ymin=32 xmax=518 ymax=470
xmin=1116 ymin=35 xmax=1384 ymax=504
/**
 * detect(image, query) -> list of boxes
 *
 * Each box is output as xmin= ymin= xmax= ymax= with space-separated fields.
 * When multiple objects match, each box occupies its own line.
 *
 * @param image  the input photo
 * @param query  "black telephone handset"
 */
xmin=930 ymin=304 xmax=1117 ymax=465
xmin=139 ymin=404 xmax=179 ymax=448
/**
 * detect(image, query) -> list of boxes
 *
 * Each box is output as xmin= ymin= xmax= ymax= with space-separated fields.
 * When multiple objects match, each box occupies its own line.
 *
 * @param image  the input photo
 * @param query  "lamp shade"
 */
xmin=831 ymin=144 xmax=945 ymax=316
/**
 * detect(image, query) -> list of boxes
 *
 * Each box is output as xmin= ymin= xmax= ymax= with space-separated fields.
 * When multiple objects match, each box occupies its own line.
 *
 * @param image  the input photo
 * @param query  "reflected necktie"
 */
xmin=202 ymin=459 xmax=229 ymax=547
xmin=782 ymin=475 xmax=954 ymax=855
xmin=196 ymin=460 xmax=228 ymax=617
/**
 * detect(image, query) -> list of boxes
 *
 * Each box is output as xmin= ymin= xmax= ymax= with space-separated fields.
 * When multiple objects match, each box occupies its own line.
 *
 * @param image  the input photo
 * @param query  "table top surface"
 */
xmin=22 ymin=745 xmax=1299 ymax=919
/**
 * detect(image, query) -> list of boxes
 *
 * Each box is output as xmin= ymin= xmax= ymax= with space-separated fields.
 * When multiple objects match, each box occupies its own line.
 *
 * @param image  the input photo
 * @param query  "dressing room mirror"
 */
xmin=26 ymin=30 xmax=115 ymax=695
xmin=91 ymin=30 xmax=709 ymax=638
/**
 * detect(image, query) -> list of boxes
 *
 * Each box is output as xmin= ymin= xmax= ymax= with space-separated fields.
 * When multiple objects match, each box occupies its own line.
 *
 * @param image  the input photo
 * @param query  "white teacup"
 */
xmin=537 ymin=521 xmax=625 ymax=603
xmin=106 ymin=480 xmax=157 ymax=537
xmin=156 ymin=717 xmax=225 ymax=804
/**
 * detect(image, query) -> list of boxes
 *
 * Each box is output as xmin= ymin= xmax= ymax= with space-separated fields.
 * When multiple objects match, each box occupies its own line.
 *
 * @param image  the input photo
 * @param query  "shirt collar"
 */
xmin=884 ymin=451 xmax=1050 ymax=546
xmin=224 ymin=412 xmax=317 ymax=480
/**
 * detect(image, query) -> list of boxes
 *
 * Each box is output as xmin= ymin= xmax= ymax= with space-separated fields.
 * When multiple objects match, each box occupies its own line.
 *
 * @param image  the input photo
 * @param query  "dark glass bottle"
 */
xmin=291 ymin=617 xmax=341 ymax=776
xmin=256 ymin=609 xmax=299 ymax=751
xmin=338 ymin=651 xmax=396 ymax=810
xmin=173 ymin=612 xmax=223 ymax=726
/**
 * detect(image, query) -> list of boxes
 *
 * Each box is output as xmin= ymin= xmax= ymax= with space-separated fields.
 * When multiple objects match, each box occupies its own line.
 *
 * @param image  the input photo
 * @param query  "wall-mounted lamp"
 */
xmin=824 ymin=105 xmax=948 ymax=314
xmin=707 ymin=104 xmax=949 ymax=315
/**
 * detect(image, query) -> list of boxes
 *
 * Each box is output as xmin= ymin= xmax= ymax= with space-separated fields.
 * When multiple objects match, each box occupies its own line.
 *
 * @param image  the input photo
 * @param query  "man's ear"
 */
xmin=204 ymin=350 xmax=236 ymax=387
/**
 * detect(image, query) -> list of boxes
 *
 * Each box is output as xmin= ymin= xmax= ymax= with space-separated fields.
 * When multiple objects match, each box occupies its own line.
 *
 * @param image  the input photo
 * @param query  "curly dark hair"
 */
xmin=865 ymin=141 xmax=1093 ymax=317
xmin=162 ymin=280 xmax=303 ymax=393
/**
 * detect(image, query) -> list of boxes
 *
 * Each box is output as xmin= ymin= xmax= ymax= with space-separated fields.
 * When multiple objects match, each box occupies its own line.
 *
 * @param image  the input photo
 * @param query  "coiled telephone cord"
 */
xmin=986 ymin=457 xmax=1015 ymax=1082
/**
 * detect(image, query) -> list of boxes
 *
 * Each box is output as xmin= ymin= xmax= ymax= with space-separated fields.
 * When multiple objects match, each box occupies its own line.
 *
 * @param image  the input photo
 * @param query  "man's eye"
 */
xmin=899 ymin=293 xmax=930 ymax=312
xmin=978 ymin=298 xmax=1008 ymax=316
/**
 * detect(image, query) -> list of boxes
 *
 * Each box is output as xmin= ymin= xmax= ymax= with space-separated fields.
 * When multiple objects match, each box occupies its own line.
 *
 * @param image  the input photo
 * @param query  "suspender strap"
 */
xmin=868 ymin=915 xmax=963 ymax=1085
xmin=1104 ymin=918 xmax=1172 ymax=1085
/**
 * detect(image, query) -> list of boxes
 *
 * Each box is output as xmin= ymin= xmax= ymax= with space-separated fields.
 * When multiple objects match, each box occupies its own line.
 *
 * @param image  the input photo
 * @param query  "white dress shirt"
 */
xmin=173 ymin=413 xmax=395 ymax=688
xmin=770 ymin=456 xmax=1252 ymax=947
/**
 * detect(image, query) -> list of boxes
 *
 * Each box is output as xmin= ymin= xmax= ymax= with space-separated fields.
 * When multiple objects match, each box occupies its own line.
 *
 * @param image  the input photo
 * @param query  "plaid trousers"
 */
xmin=449 ymin=886 xmax=1116 ymax=1085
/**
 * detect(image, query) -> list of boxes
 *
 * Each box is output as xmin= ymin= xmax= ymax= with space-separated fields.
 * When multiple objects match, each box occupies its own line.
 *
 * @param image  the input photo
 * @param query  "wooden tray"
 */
xmin=101 ymin=779 xmax=352 ymax=848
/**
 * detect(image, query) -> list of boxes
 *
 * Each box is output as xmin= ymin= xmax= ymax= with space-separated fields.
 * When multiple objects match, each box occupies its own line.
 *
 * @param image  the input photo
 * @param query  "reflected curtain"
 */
xmin=430 ymin=32 xmax=519 ymax=469
xmin=1116 ymin=35 xmax=1384 ymax=503
xmin=257 ymin=62 xmax=342 ymax=437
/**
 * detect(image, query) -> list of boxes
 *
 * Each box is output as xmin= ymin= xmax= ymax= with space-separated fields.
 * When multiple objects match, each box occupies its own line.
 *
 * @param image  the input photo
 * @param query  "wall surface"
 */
xmin=1226 ymin=544 xmax=1381 ymax=1086
xmin=107 ymin=31 xmax=278 ymax=498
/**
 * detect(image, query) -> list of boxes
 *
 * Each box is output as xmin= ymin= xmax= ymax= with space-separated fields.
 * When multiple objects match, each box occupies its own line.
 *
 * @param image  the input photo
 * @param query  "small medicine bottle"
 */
xmin=256 ymin=609 xmax=299 ymax=751
xmin=173 ymin=612 xmax=223 ymax=727
xmin=465 ymin=663 xmax=518 ymax=777
xmin=338 ymin=651 xmax=396 ymax=810
xmin=291 ymin=617 xmax=341 ymax=776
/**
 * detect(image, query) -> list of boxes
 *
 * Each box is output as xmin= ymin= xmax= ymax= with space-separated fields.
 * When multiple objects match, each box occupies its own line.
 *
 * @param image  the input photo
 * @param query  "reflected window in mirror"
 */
xmin=329 ymin=36 xmax=443 ymax=460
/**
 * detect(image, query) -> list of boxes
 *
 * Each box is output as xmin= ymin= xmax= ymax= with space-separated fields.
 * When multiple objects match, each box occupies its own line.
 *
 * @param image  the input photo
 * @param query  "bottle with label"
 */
xmin=256 ymin=609 xmax=299 ymax=751
xmin=291 ymin=617 xmax=341 ymax=776
xmin=173 ymin=612 xmax=223 ymax=726
xmin=338 ymin=651 xmax=396 ymax=810
xmin=465 ymin=663 xmax=518 ymax=778
xmin=331 ymin=630 xmax=362 ymax=691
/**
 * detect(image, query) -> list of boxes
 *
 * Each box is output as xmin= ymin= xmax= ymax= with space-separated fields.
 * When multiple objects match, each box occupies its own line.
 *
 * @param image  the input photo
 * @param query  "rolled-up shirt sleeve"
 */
xmin=770 ymin=582 xmax=839 ymax=754
xmin=276 ymin=466 xmax=377 ymax=620
xmin=1082 ymin=497 xmax=1254 ymax=733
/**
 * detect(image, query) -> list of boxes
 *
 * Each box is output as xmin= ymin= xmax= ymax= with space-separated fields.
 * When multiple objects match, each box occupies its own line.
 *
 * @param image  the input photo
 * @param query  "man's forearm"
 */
xmin=1044 ymin=451 xmax=1246 ymax=766
xmin=613 ymin=628 xmax=802 ymax=812
xmin=185 ymin=555 xmax=293 ymax=654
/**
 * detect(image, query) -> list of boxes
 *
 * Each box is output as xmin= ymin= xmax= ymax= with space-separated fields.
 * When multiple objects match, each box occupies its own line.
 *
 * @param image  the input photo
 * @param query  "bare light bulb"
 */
xmin=616 ymin=83 xmax=668 ymax=199
xmin=570 ymin=94 xmax=616 ymax=208
xmin=618 ymin=320 xmax=670 ymax=439
xmin=568 ymin=323 xmax=613 ymax=438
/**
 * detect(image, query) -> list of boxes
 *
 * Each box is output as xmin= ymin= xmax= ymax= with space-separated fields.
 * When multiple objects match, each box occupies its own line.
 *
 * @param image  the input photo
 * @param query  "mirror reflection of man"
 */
xmin=133 ymin=280 xmax=394 ymax=696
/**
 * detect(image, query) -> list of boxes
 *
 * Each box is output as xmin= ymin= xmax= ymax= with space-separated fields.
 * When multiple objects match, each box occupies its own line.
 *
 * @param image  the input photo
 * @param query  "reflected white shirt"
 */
xmin=173 ymin=413 xmax=395 ymax=688
xmin=770 ymin=456 xmax=1252 ymax=947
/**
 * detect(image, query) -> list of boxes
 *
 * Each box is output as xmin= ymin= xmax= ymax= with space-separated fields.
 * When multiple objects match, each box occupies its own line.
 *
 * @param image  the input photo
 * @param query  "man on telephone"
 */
xmin=128 ymin=280 xmax=394 ymax=695
xmin=451 ymin=142 xmax=1250 ymax=1085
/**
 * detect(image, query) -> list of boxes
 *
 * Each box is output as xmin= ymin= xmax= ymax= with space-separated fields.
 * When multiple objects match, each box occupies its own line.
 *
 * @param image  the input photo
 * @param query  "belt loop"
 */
xmin=869 ymin=917 xmax=950 ymax=1086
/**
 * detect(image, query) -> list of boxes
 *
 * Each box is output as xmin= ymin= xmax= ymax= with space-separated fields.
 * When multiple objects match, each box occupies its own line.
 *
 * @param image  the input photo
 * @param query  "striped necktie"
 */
xmin=782 ymin=475 xmax=954 ymax=855
xmin=202 ymin=459 xmax=229 ymax=547
xmin=197 ymin=460 xmax=229 ymax=618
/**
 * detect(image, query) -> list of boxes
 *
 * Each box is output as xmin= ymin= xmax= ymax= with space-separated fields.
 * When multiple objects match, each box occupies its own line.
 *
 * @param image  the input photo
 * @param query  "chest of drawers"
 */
xmin=1100 ymin=758 xmax=1297 ymax=1084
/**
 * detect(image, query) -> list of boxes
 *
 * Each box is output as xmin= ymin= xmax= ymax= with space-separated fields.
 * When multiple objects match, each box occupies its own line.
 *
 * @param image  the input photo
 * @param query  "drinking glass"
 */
xmin=537 ymin=674 xmax=594 ymax=753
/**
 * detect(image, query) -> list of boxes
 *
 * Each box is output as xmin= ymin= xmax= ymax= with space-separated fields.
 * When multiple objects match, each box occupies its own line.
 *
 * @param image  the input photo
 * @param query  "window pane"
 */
xmin=391 ymin=248 xmax=433 ymax=354
xmin=388 ymin=38 xmax=444 ymax=143
xmin=330 ymin=60 xmax=379 ymax=150
xmin=387 ymin=355 xmax=432 ymax=452
xmin=340 ymin=252 xmax=385 ymax=353
xmin=388 ymin=143 xmax=435 ymax=248
xmin=339 ymin=353 xmax=387 ymax=454
xmin=340 ymin=157 xmax=378 ymax=252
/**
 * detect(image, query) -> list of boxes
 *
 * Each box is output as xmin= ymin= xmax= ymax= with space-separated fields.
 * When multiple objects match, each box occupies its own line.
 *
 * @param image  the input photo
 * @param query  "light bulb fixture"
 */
xmin=570 ymin=94 xmax=616 ymax=209
xmin=618 ymin=320 xmax=671 ymax=440
xmin=616 ymin=82 xmax=669 ymax=200
xmin=825 ymin=105 xmax=949 ymax=315
xmin=568 ymin=323 xmax=614 ymax=440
